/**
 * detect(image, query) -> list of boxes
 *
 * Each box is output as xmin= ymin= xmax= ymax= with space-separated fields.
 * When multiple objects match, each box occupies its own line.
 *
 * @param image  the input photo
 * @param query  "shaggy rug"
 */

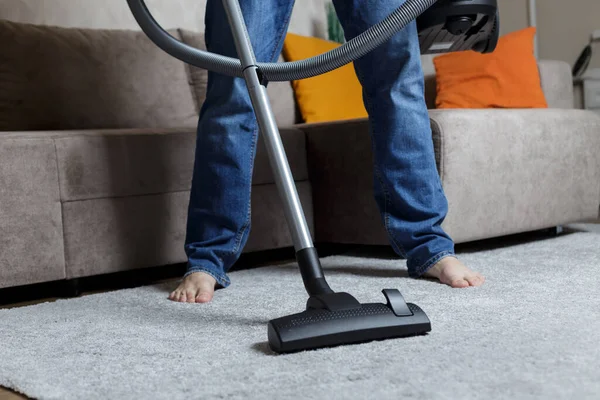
xmin=1 ymin=231 xmax=599 ymax=399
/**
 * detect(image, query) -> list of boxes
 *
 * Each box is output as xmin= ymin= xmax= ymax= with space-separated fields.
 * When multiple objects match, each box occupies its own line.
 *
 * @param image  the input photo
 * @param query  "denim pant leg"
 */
xmin=184 ymin=0 xmax=296 ymax=287
xmin=333 ymin=0 xmax=456 ymax=277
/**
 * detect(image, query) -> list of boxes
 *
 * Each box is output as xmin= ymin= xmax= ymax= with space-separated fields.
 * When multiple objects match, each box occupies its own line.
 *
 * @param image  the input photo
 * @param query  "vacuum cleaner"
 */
xmin=127 ymin=0 xmax=499 ymax=353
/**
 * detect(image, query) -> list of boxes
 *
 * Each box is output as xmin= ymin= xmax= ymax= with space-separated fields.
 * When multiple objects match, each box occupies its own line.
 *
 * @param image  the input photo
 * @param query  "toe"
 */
xmin=195 ymin=290 xmax=213 ymax=303
xmin=450 ymin=279 xmax=469 ymax=288
xmin=466 ymin=275 xmax=481 ymax=286
xmin=186 ymin=290 xmax=196 ymax=303
xmin=467 ymin=274 xmax=485 ymax=287
xmin=180 ymin=292 xmax=187 ymax=303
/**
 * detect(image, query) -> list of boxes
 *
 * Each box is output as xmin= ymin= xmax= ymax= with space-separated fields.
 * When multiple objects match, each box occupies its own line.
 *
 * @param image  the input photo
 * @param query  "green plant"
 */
xmin=326 ymin=2 xmax=345 ymax=44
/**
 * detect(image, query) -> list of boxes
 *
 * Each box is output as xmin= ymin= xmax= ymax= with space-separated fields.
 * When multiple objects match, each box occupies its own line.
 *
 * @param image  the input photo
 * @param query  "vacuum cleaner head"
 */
xmin=417 ymin=0 xmax=499 ymax=54
xmin=268 ymin=289 xmax=431 ymax=353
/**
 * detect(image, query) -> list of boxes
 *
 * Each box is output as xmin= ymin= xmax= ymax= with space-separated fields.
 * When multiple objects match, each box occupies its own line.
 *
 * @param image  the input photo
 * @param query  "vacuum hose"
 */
xmin=126 ymin=0 xmax=438 ymax=82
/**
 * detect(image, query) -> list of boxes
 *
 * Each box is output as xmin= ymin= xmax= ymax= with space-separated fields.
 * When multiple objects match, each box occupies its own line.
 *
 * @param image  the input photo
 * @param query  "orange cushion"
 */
xmin=433 ymin=27 xmax=548 ymax=109
xmin=282 ymin=33 xmax=368 ymax=123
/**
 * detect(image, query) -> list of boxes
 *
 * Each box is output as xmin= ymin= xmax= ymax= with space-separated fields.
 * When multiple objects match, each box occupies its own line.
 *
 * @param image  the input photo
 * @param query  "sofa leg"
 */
xmin=61 ymin=278 xmax=82 ymax=298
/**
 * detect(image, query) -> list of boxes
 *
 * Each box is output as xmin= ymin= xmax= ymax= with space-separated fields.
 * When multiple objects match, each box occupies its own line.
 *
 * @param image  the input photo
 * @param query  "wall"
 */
xmin=4 ymin=0 xmax=597 ymax=67
xmin=497 ymin=0 xmax=529 ymax=37
xmin=539 ymin=0 xmax=600 ymax=71
xmin=497 ymin=0 xmax=600 ymax=108
xmin=3 ymin=0 xmax=596 ymax=59
xmin=0 ymin=0 xmax=330 ymax=37
xmin=537 ymin=0 xmax=600 ymax=109
xmin=498 ymin=0 xmax=600 ymax=69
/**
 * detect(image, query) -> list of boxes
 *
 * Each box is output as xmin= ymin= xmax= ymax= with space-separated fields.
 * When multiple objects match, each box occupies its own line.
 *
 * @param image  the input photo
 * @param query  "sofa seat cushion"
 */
xmin=62 ymin=182 xmax=315 ymax=278
xmin=0 ymin=20 xmax=198 ymax=131
xmin=1 ymin=128 xmax=309 ymax=202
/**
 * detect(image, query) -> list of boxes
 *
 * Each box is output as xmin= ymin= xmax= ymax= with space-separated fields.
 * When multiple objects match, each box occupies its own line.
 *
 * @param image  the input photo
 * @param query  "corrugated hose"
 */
xmin=126 ymin=0 xmax=437 ymax=81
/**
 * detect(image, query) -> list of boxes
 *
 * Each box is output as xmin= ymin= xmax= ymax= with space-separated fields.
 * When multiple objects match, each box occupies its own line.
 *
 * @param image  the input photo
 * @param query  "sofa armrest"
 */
xmin=538 ymin=60 xmax=575 ymax=109
xmin=430 ymin=108 xmax=600 ymax=242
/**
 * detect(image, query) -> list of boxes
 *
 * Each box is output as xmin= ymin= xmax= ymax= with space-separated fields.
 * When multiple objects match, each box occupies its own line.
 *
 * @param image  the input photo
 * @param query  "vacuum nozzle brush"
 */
xmin=268 ymin=289 xmax=431 ymax=353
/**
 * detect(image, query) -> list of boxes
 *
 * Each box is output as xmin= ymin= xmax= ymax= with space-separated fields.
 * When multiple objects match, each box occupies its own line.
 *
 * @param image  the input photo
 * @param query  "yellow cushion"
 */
xmin=282 ymin=33 xmax=368 ymax=123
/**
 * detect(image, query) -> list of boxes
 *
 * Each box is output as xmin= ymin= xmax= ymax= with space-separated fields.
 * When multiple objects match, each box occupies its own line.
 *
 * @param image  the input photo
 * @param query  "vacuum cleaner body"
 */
xmin=417 ymin=0 xmax=499 ymax=54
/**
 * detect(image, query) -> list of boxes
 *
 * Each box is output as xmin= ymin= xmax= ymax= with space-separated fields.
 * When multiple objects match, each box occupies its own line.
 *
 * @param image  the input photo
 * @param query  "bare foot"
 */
xmin=168 ymin=272 xmax=217 ymax=303
xmin=423 ymin=256 xmax=485 ymax=288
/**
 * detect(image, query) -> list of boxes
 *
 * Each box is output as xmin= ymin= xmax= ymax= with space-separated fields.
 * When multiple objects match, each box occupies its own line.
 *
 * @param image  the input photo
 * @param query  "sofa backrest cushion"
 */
xmin=0 ymin=20 xmax=199 ymax=131
xmin=537 ymin=60 xmax=575 ymax=109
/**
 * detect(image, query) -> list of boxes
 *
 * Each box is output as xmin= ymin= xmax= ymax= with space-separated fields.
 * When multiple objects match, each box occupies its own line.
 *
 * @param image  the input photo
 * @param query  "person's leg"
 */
xmin=331 ymin=0 xmax=484 ymax=287
xmin=170 ymin=0 xmax=296 ymax=303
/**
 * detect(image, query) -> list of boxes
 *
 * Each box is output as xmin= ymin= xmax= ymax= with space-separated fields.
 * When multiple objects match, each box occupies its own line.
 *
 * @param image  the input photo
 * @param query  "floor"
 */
xmin=0 ymin=383 xmax=22 ymax=399
xmin=1 ymin=223 xmax=597 ymax=399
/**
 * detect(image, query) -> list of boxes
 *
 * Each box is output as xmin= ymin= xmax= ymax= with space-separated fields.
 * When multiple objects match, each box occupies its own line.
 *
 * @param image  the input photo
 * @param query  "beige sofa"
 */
xmin=1 ymin=20 xmax=599 ymax=290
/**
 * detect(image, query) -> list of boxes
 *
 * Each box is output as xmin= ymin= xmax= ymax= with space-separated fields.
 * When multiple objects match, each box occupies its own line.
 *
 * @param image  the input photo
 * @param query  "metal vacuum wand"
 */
xmin=222 ymin=0 xmax=333 ymax=296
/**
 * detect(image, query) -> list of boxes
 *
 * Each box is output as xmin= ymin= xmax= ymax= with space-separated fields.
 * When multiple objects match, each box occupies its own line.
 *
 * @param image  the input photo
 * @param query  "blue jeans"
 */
xmin=184 ymin=0 xmax=456 ymax=287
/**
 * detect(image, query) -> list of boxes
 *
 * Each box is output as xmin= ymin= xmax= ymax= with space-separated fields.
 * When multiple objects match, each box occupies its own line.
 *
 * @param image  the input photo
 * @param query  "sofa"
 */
xmin=1 ymin=19 xmax=599 ymax=290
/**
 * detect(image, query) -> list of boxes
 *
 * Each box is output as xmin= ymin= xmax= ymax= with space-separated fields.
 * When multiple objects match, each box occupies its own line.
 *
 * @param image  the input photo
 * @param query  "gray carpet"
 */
xmin=1 ymin=231 xmax=600 ymax=400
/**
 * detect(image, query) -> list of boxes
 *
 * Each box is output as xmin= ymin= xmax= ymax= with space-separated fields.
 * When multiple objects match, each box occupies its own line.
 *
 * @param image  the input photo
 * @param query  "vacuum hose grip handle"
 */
xmin=126 ymin=0 xmax=439 ymax=82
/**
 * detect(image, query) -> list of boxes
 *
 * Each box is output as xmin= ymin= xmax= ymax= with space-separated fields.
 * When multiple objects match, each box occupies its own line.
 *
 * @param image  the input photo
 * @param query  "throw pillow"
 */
xmin=282 ymin=33 xmax=368 ymax=123
xmin=433 ymin=27 xmax=548 ymax=109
